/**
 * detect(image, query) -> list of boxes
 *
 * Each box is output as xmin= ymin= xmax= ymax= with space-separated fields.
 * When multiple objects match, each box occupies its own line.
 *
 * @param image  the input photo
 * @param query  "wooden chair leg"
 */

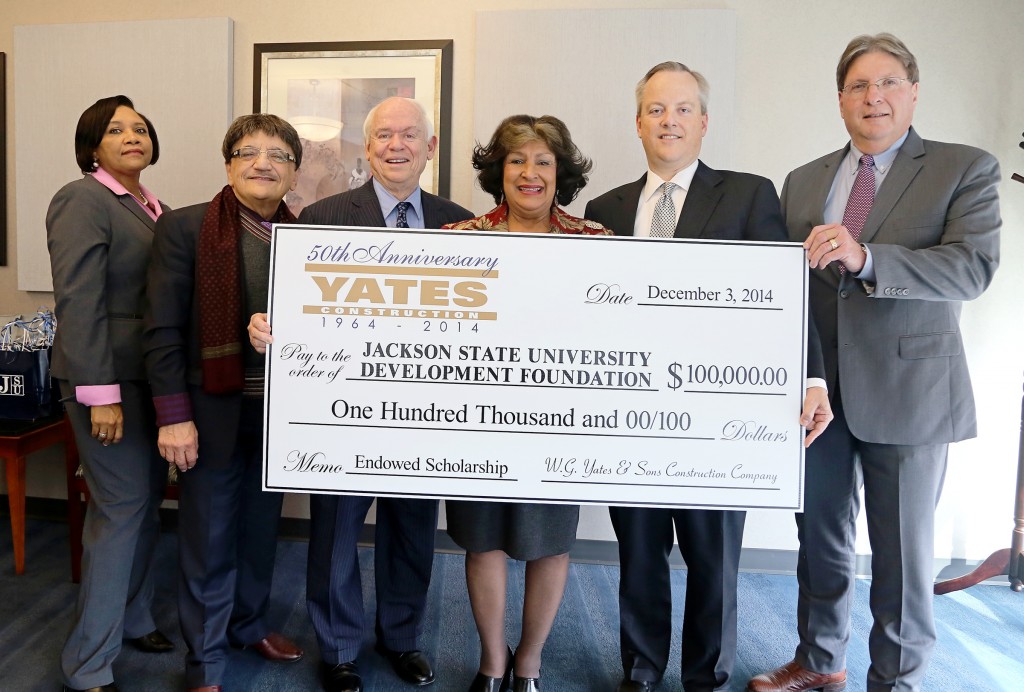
xmin=4 ymin=455 xmax=26 ymax=575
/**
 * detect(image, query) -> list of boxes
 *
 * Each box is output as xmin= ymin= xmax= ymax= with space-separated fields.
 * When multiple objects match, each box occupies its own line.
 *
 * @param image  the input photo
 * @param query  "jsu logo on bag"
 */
xmin=0 ymin=374 xmax=25 ymax=397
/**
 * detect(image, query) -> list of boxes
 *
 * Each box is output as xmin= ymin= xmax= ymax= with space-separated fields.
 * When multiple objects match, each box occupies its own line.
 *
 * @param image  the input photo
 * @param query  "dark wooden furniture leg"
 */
xmin=3 ymin=452 xmax=26 ymax=574
xmin=935 ymin=376 xmax=1024 ymax=594
xmin=0 ymin=415 xmax=69 ymax=575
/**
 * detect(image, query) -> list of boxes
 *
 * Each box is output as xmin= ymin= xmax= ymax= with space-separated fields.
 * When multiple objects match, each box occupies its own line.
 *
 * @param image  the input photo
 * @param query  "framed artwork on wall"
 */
xmin=253 ymin=40 xmax=453 ymax=218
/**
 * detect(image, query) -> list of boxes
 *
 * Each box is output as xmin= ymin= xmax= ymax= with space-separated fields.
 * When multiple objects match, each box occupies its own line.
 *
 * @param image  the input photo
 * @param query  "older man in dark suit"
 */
xmin=585 ymin=62 xmax=831 ymax=692
xmin=748 ymin=33 xmax=1000 ymax=692
xmin=250 ymin=96 xmax=470 ymax=692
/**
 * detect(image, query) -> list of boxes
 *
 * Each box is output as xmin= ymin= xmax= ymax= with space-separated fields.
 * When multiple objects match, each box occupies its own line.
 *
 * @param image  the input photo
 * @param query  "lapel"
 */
xmin=675 ymin=161 xmax=722 ymax=239
xmin=808 ymin=148 xmax=848 ymax=284
xmin=352 ymin=181 xmax=388 ymax=227
xmin=857 ymin=127 xmax=924 ymax=245
xmin=85 ymin=174 xmax=157 ymax=231
xmin=117 ymin=194 xmax=157 ymax=231
xmin=421 ymin=191 xmax=442 ymax=229
xmin=609 ymin=175 xmax=646 ymax=237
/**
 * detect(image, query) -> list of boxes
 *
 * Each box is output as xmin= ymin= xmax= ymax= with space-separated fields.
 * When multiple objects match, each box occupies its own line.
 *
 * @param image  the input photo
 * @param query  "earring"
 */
xmin=92 ymin=160 xmax=99 ymax=169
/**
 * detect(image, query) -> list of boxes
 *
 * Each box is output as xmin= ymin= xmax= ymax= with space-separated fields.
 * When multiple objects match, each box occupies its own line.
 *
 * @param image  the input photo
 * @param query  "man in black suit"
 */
xmin=250 ymin=96 xmax=471 ymax=692
xmin=585 ymin=62 xmax=830 ymax=692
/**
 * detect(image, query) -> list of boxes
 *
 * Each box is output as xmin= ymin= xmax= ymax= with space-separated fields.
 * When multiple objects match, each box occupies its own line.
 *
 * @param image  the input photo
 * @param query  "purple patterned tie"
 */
xmin=839 ymin=154 xmax=875 ymax=273
xmin=395 ymin=201 xmax=410 ymax=228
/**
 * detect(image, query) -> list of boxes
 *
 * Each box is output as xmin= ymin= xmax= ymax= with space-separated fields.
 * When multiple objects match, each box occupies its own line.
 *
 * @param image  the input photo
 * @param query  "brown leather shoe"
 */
xmin=245 ymin=631 xmax=304 ymax=662
xmin=747 ymin=660 xmax=846 ymax=692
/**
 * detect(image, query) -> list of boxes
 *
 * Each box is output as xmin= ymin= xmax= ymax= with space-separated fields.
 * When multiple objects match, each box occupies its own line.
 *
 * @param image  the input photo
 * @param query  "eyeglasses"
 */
xmin=840 ymin=77 xmax=912 ymax=96
xmin=230 ymin=146 xmax=296 ymax=165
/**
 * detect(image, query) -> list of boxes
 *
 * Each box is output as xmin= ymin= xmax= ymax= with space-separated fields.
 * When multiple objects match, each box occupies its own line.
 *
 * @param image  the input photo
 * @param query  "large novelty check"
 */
xmin=263 ymin=226 xmax=810 ymax=510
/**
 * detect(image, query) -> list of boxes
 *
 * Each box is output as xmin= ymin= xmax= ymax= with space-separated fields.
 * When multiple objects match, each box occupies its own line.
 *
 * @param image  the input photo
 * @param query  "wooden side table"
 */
xmin=0 ymin=412 xmax=69 ymax=575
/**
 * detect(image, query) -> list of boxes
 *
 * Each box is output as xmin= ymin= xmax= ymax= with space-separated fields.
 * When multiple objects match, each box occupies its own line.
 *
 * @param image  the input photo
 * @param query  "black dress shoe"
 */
xmin=375 ymin=642 xmax=435 ymax=685
xmin=617 ymin=681 xmax=655 ymax=692
xmin=468 ymin=672 xmax=508 ymax=692
xmin=512 ymin=676 xmax=540 ymax=692
xmin=127 ymin=629 xmax=175 ymax=653
xmin=468 ymin=645 xmax=513 ymax=692
xmin=320 ymin=661 xmax=362 ymax=692
xmin=62 ymin=685 xmax=119 ymax=692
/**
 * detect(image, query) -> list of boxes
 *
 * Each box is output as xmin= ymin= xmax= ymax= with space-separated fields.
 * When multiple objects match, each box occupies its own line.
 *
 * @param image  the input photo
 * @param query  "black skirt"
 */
xmin=446 ymin=499 xmax=580 ymax=561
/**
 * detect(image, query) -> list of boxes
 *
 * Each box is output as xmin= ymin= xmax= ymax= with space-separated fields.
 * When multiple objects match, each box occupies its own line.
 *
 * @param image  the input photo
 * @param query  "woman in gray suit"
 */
xmin=47 ymin=95 xmax=173 ymax=692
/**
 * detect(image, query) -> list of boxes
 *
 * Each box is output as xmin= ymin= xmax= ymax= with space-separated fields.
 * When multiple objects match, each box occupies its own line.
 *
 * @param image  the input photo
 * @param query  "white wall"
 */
xmin=2 ymin=0 xmax=1022 ymax=563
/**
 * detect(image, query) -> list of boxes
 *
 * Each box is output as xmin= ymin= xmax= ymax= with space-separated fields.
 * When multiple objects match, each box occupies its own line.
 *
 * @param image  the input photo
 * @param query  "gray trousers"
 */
xmin=796 ymin=392 xmax=947 ymax=692
xmin=60 ymin=380 xmax=166 ymax=689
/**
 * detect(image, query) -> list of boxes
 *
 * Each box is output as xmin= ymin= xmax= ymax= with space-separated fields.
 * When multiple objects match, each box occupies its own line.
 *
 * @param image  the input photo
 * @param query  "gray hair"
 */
xmin=221 ymin=113 xmax=302 ymax=167
xmin=362 ymin=97 xmax=435 ymax=145
xmin=635 ymin=61 xmax=710 ymax=115
xmin=836 ymin=33 xmax=919 ymax=92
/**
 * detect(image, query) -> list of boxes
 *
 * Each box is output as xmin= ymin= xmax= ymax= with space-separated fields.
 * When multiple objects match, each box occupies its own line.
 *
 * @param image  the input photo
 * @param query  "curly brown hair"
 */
xmin=472 ymin=114 xmax=592 ymax=207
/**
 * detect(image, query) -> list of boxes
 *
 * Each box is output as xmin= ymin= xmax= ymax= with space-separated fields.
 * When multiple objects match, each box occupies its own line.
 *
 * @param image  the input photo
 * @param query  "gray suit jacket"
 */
xmin=781 ymin=127 xmax=1000 ymax=445
xmin=47 ymin=175 xmax=168 ymax=389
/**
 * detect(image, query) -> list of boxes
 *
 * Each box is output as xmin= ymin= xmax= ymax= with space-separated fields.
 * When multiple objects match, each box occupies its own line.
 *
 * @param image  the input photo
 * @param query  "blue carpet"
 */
xmin=0 ymin=519 xmax=1021 ymax=691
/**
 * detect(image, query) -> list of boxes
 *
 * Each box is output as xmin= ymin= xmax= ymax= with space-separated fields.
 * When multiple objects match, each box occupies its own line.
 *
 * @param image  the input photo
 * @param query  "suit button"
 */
xmin=840 ymin=290 xmax=850 ymax=299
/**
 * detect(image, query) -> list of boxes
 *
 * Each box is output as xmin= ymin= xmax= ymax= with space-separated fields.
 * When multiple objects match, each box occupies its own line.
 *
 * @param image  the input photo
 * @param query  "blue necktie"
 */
xmin=395 ymin=201 xmax=411 ymax=228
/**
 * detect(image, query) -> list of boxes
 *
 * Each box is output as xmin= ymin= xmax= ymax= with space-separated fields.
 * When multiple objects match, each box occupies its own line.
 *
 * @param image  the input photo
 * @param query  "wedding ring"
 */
xmin=829 ymin=238 xmax=839 ymax=250
xmin=98 ymin=432 xmax=107 ymax=438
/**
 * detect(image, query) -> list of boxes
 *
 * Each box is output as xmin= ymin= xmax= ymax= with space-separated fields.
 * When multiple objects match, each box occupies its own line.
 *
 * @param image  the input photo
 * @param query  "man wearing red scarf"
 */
xmin=144 ymin=114 xmax=305 ymax=692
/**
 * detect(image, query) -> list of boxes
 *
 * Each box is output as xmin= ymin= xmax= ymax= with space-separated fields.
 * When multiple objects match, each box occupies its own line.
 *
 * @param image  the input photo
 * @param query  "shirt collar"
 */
xmin=372 ymin=178 xmax=424 ymax=226
xmin=90 ymin=167 xmax=163 ymax=218
xmin=847 ymin=130 xmax=909 ymax=176
xmin=643 ymin=158 xmax=700 ymax=203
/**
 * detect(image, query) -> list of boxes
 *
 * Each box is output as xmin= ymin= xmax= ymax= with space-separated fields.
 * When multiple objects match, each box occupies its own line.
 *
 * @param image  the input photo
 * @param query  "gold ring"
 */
xmin=829 ymin=238 xmax=839 ymax=250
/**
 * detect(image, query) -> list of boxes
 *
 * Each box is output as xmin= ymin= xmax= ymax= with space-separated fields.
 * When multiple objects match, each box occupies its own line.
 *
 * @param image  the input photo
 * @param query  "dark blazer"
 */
xmin=586 ymin=161 xmax=788 ymax=241
xmin=585 ymin=161 xmax=796 ymax=687
xmin=47 ymin=175 xmax=167 ymax=388
xmin=586 ymin=161 xmax=825 ymax=380
xmin=297 ymin=181 xmax=470 ymax=658
xmin=298 ymin=178 xmax=472 ymax=228
xmin=143 ymin=202 xmax=242 ymax=466
xmin=782 ymin=127 xmax=1000 ymax=445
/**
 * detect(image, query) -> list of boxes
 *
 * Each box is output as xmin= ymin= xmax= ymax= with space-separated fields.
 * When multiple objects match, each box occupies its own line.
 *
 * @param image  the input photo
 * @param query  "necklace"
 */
xmin=129 ymin=190 xmax=148 ymax=207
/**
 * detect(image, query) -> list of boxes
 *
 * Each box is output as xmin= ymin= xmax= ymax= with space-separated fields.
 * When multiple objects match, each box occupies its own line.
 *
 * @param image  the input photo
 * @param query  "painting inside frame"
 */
xmin=254 ymin=41 xmax=452 ymax=218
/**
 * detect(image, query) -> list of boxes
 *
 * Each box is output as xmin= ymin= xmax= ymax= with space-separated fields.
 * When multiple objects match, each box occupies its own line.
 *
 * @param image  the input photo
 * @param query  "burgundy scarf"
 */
xmin=197 ymin=185 xmax=295 ymax=394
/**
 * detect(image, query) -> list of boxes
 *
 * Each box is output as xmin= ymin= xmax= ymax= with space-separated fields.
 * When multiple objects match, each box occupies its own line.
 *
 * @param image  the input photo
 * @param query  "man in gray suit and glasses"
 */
xmin=748 ymin=33 xmax=1001 ymax=692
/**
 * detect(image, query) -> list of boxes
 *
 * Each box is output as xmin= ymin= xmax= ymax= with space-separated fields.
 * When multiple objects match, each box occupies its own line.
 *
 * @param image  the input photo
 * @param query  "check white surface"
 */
xmin=264 ymin=226 xmax=809 ymax=510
